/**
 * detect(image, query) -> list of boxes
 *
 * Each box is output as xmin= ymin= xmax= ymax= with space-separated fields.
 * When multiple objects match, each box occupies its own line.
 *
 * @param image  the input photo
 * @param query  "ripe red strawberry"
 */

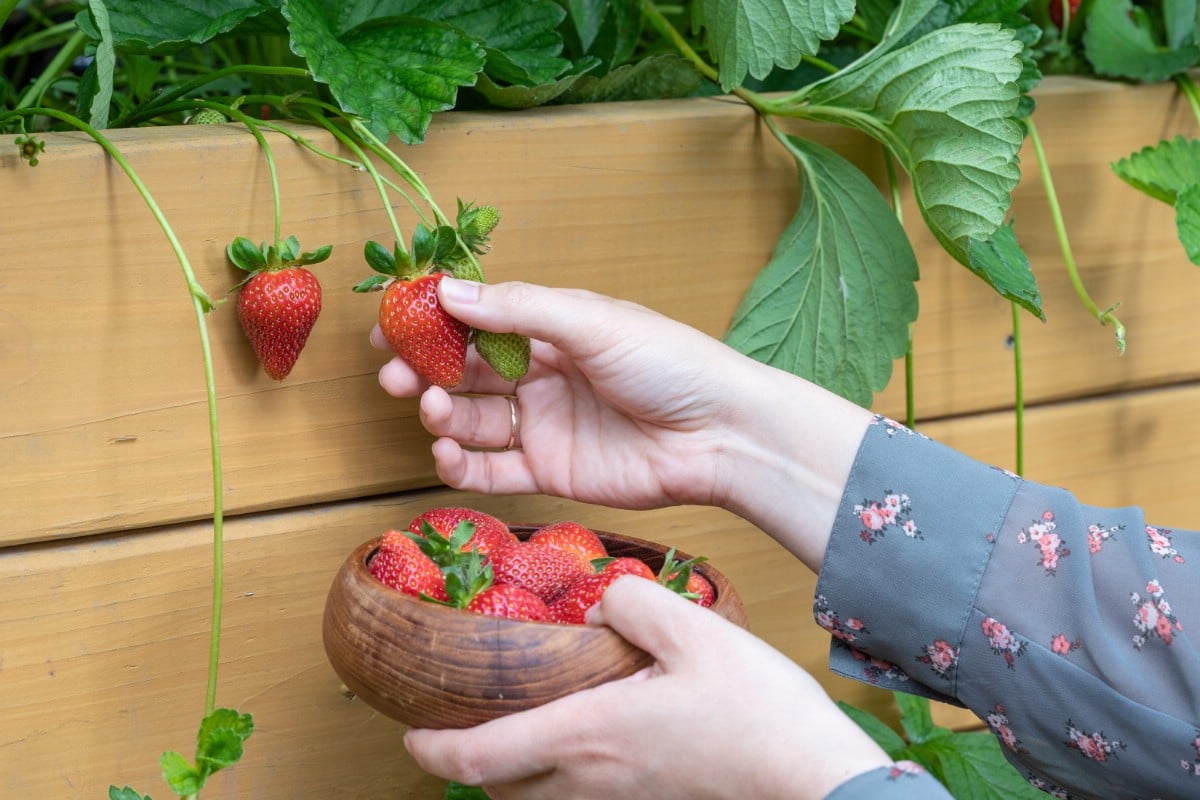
xmin=1049 ymin=0 xmax=1082 ymax=29
xmin=547 ymin=563 xmax=654 ymax=625
xmin=466 ymin=584 xmax=550 ymax=621
xmin=228 ymin=235 xmax=332 ymax=381
xmin=378 ymin=272 xmax=469 ymax=389
xmin=601 ymin=557 xmax=656 ymax=580
xmin=367 ymin=530 xmax=448 ymax=601
xmin=409 ymin=507 xmax=516 ymax=555
xmin=487 ymin=540 xmax=593 ymax=604
xmin=529 ymin=521 xmax=608 ymax=562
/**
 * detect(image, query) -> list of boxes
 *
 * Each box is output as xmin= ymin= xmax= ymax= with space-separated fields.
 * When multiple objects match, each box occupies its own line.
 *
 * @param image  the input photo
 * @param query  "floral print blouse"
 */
xmin=818 ymin=416 xmax=1199 ymax=800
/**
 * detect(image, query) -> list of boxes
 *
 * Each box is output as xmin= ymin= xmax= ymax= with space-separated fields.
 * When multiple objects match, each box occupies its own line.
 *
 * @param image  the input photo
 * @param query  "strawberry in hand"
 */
xmin=228 ymin=235 xmax=332 ymax=381
xmin=355 ymin=226 xmax=470 ymax=389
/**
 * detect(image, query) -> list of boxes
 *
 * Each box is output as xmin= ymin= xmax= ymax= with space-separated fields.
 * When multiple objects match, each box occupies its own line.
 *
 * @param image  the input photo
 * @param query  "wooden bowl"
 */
xmin=323 ymin=525 xmax=748 ymax=729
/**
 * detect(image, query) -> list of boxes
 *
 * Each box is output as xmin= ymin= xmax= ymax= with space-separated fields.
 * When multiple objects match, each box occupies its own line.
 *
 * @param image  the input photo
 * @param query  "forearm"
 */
xmin=713 ymin=357 xmax=874 ymax=570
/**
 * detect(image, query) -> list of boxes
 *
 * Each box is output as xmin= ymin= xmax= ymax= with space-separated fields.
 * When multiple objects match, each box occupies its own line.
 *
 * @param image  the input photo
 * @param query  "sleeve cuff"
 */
xmin=813 ymin=415 xmax=1021 ymax=702
xmin=824 ymin=762 xmax=952 ymax=799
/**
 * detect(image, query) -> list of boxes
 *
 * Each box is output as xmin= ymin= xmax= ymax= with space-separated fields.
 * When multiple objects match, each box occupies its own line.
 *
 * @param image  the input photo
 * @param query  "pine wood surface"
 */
xmin=1 ymin=78 xmax=1197 ymax=545
xmin=3 ymin=382 xmax=1198 ymax=797
xmin=2 ymin=77 xmax=1199 ymax=796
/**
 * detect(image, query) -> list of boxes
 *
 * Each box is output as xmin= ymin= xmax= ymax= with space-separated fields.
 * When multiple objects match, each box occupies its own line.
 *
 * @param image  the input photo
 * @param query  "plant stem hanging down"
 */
xmin=1025 ymin=117 xmax=1126 ymax=352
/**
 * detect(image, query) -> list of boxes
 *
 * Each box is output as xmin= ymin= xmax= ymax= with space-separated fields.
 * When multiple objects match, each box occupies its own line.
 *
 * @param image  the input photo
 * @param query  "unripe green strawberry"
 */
xmin=475 ymin=330 xmax=530 ymax=382
xmin=187 ymin=109 xmax=228 ymax=125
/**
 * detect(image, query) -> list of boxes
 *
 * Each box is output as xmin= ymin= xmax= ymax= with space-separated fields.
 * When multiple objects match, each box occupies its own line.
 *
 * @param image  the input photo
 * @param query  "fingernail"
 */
xmin=439 ymin=276 xmax=482 ymax=304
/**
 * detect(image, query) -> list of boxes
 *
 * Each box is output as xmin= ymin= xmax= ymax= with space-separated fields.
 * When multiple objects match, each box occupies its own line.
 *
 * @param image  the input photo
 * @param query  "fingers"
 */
xmin=420 ymin=388 xmax=519 ymax=451
xmin=404 ymin=683 xmax=615 ymax=787
xmin=438 ymin=279 xmax=656 ymax=358
xmin=588 ymin=576 xmax=735 ymax=670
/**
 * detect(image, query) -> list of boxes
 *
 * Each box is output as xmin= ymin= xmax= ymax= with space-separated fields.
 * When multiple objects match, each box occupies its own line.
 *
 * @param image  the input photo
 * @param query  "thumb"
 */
xmin=588 ymin=576 xmax=730 ymax=669
xmin=438 ymin=278 xmax=663 ymax=353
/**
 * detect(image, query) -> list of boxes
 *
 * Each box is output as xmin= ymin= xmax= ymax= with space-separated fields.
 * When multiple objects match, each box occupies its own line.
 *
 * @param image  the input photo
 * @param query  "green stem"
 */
xmin=5 ymin=106 xmax=227 ymax=714
xmin=1174 ymin=72 xmax=1200 ymax=126
xmin=309 ymin=114 xmax=409 ymax=253
xmin=110 ymin=65 xmax=310 ymax=128
xmin=1010 ymin=303 xmax=1025 ymax=477
xmin=15 ymin=29 xmax=87 ymax=110
xmin=639 ymin=0 xmax=774 ymax=112
xmin=197 ymin=101 xmax=284 ymax=246
xmin=0 ymin=20 xmax=77 ymax=60
xmin=1025 ymin=116 xmax=1126 ymax=352
xmin=882 ymin=149 xmax=917 ymax=428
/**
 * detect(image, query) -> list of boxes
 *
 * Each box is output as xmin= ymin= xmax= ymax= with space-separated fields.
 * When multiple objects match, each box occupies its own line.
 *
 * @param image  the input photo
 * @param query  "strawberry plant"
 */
xmin=4 ymin=0 xmax=1198 ymax=796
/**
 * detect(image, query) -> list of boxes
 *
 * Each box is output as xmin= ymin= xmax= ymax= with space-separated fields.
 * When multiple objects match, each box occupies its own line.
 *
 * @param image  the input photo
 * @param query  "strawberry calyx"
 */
xmin=227 ymin=234 xmax=332 ymax=288
xmin=657 ymin=547 xmax=708 ymax=601
xmin=406 ymin=519 xmax=499 ymax=609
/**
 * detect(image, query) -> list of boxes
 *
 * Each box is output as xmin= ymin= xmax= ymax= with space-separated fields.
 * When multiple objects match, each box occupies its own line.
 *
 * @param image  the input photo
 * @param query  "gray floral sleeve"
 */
xmin=815 ymin=415 xmax=1200 ymax=800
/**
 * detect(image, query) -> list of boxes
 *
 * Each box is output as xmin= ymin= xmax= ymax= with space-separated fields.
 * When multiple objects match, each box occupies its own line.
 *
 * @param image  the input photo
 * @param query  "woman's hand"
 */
xmin=374 ymin=279 xmax=872 ymax=568
xmin=403 ymin=576 xmax=893 ymax=800
xmin=375 ymin=279 xmax=759 ymax=511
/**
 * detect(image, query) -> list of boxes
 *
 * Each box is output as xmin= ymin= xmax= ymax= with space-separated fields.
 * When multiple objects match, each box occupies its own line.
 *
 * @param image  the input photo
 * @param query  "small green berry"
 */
xmin=475 ymin=330 xmax=530 ymax=382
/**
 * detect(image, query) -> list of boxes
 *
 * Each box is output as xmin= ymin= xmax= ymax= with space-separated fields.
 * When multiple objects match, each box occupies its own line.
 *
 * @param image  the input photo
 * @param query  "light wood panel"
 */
xmin=3 ymin=79 xmax=1199 ymax=545
xmin=4 ymin=381 xmax=1198 ymax=797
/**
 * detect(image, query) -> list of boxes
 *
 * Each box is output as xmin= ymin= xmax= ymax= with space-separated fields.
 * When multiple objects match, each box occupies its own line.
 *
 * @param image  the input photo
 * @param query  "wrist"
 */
xmin=714 ymin=360 xmax=873 ymax=570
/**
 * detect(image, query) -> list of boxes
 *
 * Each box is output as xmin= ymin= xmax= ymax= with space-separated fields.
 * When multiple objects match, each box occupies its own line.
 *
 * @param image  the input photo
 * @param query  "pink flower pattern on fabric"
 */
xmin=1086 ymin=521 xmax=1123 ymax=554
xmin=1017 ymin=510 xmax=1070 ymax=575
xmin=981 ymin=616 xmax=1026 ymax=667
xmin=852 ymin=491 xmax=920 ymax=544
xmin=916 ymin=639 xmax=959 ymax=680
xmin=1051 ymin=633 xmax=1081 ymax=656
xmin=986 ymin=704 xmax=1027 ymax=754
xmin=886 ymin=761 xmax=927 ymax=781
xmin=1131 ymin=579 xmax=1183 ymax=649
xmin=1182 ymin=733 xmax=1200 ymax=777
xmin=1147 ymin=525 xmax=1186 ymax=563
xmin=1065 ymin=720 xmax=1125 ymax=762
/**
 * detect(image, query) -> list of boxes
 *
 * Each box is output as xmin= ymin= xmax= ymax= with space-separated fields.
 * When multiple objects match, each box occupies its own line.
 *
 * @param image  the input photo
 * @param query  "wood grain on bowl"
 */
xmin=322 ymin=526 xmax=747 ymax=729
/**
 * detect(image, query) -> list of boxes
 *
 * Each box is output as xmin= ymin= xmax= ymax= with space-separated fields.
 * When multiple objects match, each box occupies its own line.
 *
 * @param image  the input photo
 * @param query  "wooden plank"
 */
xmin=3 ymin=78 xmax=1198 ymax=545
xmin=4 ymin=383 xmax=1198 ymax=795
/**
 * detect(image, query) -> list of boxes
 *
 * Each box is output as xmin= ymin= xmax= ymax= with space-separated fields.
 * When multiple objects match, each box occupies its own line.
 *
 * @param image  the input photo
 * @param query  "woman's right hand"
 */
xmin=374 ymin=279 xmax=872 ymax=568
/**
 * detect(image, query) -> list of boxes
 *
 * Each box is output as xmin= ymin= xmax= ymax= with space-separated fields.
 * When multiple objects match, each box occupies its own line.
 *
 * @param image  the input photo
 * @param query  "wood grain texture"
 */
xmin=3 ymin=383 xmax=1197 ymax=796
xmin=2 ymin=78 xmax=1197 ymax=545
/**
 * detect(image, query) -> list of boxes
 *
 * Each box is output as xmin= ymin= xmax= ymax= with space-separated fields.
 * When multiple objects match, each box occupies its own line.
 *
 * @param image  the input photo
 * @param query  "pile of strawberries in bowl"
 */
xmin=322 ymin=506 xmax=745 ymax=729
xmin=368 ymin=506 xmax=715 ymax=624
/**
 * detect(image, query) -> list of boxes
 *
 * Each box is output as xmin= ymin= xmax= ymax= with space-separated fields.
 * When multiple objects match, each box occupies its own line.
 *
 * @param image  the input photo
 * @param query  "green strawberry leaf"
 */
xmin=108 ymin=786 xmax=152 ymax=800
xmin=775 ymin=12 xmax=1025 ymax=299
xmin=836 ymin=700 xmax=908 ymax=756
xmin=227 ymin=236 xmax=269 ymax=272
xmin=471 ymin=63 xmax=600 ymax=109
xmin=722 ymin=136 xmax=919 ymax=408
xmin=967 ymin=222 xmax=1043 ymax=319
xmin=902 ymin=730 xmax=1048 ymax=798
xmin=1111 ymin=135 xmax=1200 ymax=205
xmin=282 ymin=0 xmax=486 ymax=144
xmin=364 ymin=240 xmax=399 ymax=276
xmin=160 ymin=751 xmax=202 ymax=796
xmin=894 ymin=693 xmax=943 ymax=745
xmin=84 ymin=0 xmax=116 ymax=129
xmin=701 ymin=0 xmax=857 ymax=91
xmin=449 ymin=1 xmax=572 ymax=86
xmin=555 ymin=53 xmax=704 ymax=105
xmin=1164 ymin=0 xmax=1199 ymax=50
xmin=1082 ymin=0 xmax=1200 ymax=82
xmin=1174 ymin=184 xmax=1200 ymax=264
xmin=75 ymin=0 xmax=275 ymax=51
xmin=194 ymin=708 xmax=254 ymax=778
